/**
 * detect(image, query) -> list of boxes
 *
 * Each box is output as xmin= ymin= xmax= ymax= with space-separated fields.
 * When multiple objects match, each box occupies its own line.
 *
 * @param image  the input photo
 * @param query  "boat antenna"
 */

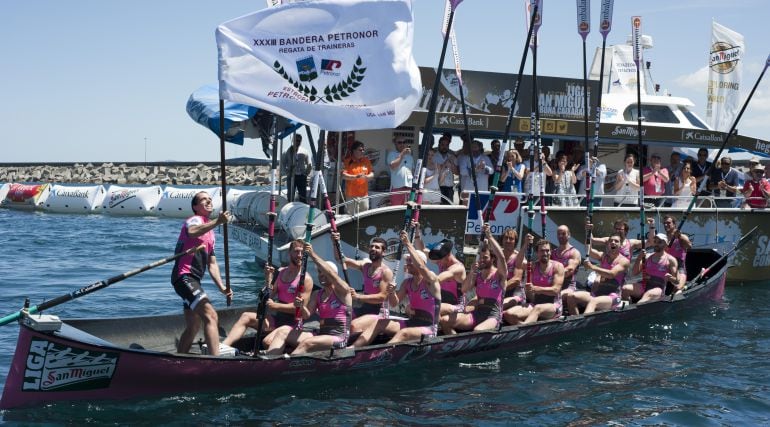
xmin=632 ymin=16 xmax=647 ymax=286
xmin=295 ymin=128 xmax=326 ymax=330
xmin=586 ymin=0 xmax=614 ymax=261
xmin=675 ymin=53 xmax=770 ymax=236
xmin=218 ymin=99 xmax=233 ymax=306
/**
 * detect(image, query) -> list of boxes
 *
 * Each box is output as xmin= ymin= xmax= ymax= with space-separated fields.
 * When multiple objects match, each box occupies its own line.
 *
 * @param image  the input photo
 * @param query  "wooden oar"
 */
xmin=631 ymin=16 xmax=647 ymax=287
xmin=485 ymin=0 xmax=537 ymax=226
xmin=529 ymin=0 xmax=546 ymax=240
xmin=392 ymin=0 xmax=459 ymax=290
xmin=0 ymin=245 xmax=205 ymax=327
xmin=295 ymin=130 xmax=326 ymax=330
xmin=586 ymin=0 xmax=614 ymax=257
xmin=217 ymin=99 xmax=233 ymax=306
xmin=253 ymin=119 xmax=280 ymax=352
xmin=675 ymin=53 xmax=770 ymax=236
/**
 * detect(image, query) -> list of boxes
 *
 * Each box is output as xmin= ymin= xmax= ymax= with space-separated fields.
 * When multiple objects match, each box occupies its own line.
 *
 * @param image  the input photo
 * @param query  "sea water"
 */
xmin=1 ymin=208 xmax=769 ymax=424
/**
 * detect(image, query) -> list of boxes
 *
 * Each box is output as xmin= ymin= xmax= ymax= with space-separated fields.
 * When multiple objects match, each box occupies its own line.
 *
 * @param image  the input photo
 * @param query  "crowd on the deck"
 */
xmin=313 ymin=133 xmax=770 ymax=210
xmin=173 ymin=188 xmax=695 ymax=357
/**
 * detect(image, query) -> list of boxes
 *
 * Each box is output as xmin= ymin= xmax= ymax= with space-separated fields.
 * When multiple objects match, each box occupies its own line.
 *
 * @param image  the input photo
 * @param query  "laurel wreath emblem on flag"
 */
xmin=272 ymin=56 xmax=367 ymax=103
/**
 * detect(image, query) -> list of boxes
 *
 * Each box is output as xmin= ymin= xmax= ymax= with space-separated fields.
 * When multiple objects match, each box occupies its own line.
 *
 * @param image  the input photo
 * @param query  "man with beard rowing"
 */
xmin=502 ymin=235 xmax=565 ymax=325
xmin=331 ymin=232 xmax=393 ymax=335
xmin=623 ymin=233 xmax=678 ymax=304
xmin=440 ymin=223 xmax=507 ymax=334
xmin=222 ymin=239 xmax=312 ymax=349
xmin=352 ymin=230 xmax=441 ymax=347
xmin=412 ymin=222 xmax=466 ymax=317
xmin=657 ymin=215 xmax=691 ymax=292
xmin=566 ymin=233 xmax=630 ymax=314
xmin=265 ymin=242 xmax=352 ymax=355
xmin=552 ymin=225 xmax=581 ymax=302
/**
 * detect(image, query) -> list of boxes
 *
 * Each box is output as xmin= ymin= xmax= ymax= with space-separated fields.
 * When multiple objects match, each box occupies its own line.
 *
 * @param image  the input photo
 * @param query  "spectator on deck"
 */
xmin=708 ymin=156 xmax=740 ymax=208
xmin=341 ymin=140 xmax=374 ymax=213
xmin=741 ymin=164 xmax=770 ymax=209
xmin=691 ymin=148 xmax=712 ymax=196
xmin=642 ymin=152 xmax=669 ymax=206
xmin=280 ymin=134 xmax=311 ymax=203
xmin=387 ymin=138 xmax=414 ymax=206
xmin=433 ymin=134 xmax=459 ymax=204
xmin=613 ymin=153 xmax=640 ymax=207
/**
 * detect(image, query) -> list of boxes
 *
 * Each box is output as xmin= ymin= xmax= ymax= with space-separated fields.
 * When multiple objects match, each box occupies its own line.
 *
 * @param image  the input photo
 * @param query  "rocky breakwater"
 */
xmin=0 ymin=161 xmax=270 ymax=186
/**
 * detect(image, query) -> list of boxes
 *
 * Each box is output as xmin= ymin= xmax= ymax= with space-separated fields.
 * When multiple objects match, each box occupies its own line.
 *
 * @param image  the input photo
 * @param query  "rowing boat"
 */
xmin=0 ymin=248 xmax=726 ymax=409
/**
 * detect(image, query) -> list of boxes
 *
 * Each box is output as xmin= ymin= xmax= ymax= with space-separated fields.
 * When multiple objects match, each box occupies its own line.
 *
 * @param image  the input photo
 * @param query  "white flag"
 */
xmin=706 ymin=21 xmax=744 ymax=132
xmin=608 ymin=45 xmax=644 ymax=94
xmin=216 ymin=0 xmax=421 ymax=131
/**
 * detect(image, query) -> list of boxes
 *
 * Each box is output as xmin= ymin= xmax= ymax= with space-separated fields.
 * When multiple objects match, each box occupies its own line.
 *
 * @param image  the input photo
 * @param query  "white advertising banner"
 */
xmin=216 ymin=0 xmax=421 ymax=131
xmin=608 ymin=45 xmax=644 ymax=94
xmin=706 ymin=21 xmax=744 ymax=132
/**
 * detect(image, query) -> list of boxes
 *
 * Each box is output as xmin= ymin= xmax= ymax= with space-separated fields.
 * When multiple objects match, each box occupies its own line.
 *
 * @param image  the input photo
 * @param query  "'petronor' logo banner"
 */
xmin=710 ymin=42 xmax=742 ymax=74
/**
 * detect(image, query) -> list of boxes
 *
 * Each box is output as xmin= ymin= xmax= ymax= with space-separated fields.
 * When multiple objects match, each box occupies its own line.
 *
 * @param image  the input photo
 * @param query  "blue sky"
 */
xmin=2 ymin=0 xmax=768 ymax=163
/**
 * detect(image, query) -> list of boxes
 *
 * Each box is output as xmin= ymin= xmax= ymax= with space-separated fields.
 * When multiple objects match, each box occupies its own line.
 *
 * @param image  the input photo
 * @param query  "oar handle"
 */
xmin=0 ymin=244 xmax=205 ymax=327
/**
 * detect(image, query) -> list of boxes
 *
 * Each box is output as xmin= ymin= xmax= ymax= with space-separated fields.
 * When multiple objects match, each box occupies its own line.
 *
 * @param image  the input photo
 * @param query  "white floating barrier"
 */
xmin=102 ymin=185 xmax=162 ymax=216
xmin=233 ymin=190 xmax=288 ymax=226
xmin=0 ymin=183 xmax=8 ymax=205
xmin=157 ymin=186 xmax=221 ymax=218
xmin=44 ymin=184 xmax=106 ymax=213
xmin=278 ymin=201 xmax=328 ymax=239
xmin=0 ymin=183 xmax=51 ymax=210
xmin=226 ymin=188 xmax=252 ymax=213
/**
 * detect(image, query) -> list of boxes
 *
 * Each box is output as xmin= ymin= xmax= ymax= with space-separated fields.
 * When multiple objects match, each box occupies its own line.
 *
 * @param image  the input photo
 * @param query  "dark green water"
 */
xmin=1 ymin=208 xmax=768 ymax=425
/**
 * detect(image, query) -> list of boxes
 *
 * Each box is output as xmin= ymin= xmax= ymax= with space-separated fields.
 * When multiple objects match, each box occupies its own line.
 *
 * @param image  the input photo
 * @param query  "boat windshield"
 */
xmin=679 ymin=106 xmax=710 ymax=129
xmin=623 ymin=104 xmax=680 ymax=124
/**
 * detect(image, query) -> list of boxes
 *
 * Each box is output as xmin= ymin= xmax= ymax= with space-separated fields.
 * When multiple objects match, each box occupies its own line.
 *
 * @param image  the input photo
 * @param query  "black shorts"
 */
xmin=173 ymin=275 xmax=209 ymax=310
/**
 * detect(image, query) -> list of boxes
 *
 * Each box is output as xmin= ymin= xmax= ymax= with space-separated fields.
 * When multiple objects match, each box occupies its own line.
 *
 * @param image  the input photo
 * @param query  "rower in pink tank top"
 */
xmin=439 ymin=261 xmax=462 ymax=305
xmin=551 ymin=246 xmax=577 ymax=291
xmin=531 ymin=261 xmax=561 ymax=311
xmin=644 ymin=254 xmax=670 ymax=292
xmin=471 ymin=272 xmax=503 ymax=327
xmin=592 ymin=254 xmax=627 ymax=298
xmin=272 ymin=267 xmax=301 ymax=327
xmin=399 ymin=277 xmax=440 ymax=337
xmin=357 ymin=263 xmax=383 ymax=316
xmin=505 ymin=255 xmax=525 ymax=304
xmin=666 ymin=239 xmax=687 ymax=274
xmin=315 ymin=289 xmax=352 ymax=348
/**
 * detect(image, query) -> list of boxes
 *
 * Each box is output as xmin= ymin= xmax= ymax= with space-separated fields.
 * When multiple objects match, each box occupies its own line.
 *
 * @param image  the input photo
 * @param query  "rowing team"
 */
xmin=214 ymin=213 xmax=688 ymax=357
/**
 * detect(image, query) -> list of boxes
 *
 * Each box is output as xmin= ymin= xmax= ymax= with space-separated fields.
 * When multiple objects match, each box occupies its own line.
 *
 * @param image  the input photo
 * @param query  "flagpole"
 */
xmin=218 ymin=99 xmax=232 ymax=306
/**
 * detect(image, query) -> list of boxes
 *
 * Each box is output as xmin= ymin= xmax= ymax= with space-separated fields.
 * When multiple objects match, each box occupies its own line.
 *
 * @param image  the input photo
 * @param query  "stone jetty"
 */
xmin=0 ymin=161 xmax=271 ymax=186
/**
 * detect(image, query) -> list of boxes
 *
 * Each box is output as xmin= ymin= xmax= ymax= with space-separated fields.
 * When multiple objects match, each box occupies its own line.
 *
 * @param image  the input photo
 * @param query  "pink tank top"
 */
xmin=316 ymin=289 xmax=351 ymax=338
xmin=666 ymin=238 xmax=687 ymax=265
xmin=644 ymin=253 xmax=670 ymax=289
xmin=404 ymin=277 xmax=440 ymax=328
xmin=619 ymin=239 xmax=632 ymax=259
xmin=439 ymin=261 xmax=462 ymax=304
xmin=476 ymin=270 xmax=504 ymax=303
xmin=551 ymin=245 xmax=577 ymax=289
xmin=275 ymin=267 xmax=301 ymax=303
xmin=593 ymin=254 xmax=627 ymax=297
xmin=362 ymin=263 xmax=382 ymax=295
xmin=532 ymin=261 xmax=559 ymax=305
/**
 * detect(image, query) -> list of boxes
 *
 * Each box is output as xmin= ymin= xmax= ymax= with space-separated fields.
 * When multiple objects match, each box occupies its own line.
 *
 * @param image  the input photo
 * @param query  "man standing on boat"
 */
xmin=642 ymin=153 xmax=669 ymax=207
xmin=352 ymin=230 xmax=441 ymax=347
xmin=691 ymin=148 xmax=712 ymax=197
xmin=503 ymin=235 xmax=565 ymax=325
xmin=341 ymin=140 xmax=374 ymax=214
xmin=708 ymin=156 xmax=740 ymax=208
xmin=171 ymin=191 xmax=233 ymax=356
xmin=265 ymin=242 xmax=352 ymax=355
xmin=331 ymin=232 xmax=393 ymax=336
xmin=741 ymin=164 xmax=770 ymax=209
xmin=458 ymin=140 xmax=493 ymax=204
xmin=387 ymin=137 xmax=414 ymax=206
xmin=623 ymin=233 xmax=678 ymax=304
xmin=222 ymin=239 xmax=312 ymax=350
xmin=434 ymin=133 xmax=459 ymax=205
xmin=566 ymin=233 xmax=629 ymax=315
xmin=280 ymin=134 xmax=311 ymax=203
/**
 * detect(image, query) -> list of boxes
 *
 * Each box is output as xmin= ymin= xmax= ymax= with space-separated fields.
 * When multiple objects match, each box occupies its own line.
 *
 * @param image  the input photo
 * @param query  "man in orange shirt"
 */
xmin=342 ymin=140 xmax=374 ymax=213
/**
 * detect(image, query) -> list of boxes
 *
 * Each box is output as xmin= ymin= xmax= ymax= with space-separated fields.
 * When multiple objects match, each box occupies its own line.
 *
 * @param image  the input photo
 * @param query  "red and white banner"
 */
xmin=706 ymin=21 xmax=744 ymax=132
xmin=217 ymin=0 xmax=421 ymax=131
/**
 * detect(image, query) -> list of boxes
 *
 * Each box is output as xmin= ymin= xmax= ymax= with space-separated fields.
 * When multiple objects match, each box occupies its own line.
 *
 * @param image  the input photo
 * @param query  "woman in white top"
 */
xmin=613 ymin=153 xmax=641 ymax=207
xmin=422 ymin=150 xmax=441 ymax=204
xmin=672 ymin=161 xmax=697 ymax=208
xmin=552 ymin=154 xmax=579 ymax=206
